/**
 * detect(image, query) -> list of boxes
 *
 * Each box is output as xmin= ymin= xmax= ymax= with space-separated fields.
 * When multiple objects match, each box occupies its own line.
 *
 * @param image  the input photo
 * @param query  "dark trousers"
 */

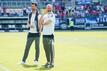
xmin=70 ymin=26 xmax=74 ymax=31
xmin=22 ymin=33 xmax=40 ymax=62
xmin=43 ymin=35 xmax=55 ymax=64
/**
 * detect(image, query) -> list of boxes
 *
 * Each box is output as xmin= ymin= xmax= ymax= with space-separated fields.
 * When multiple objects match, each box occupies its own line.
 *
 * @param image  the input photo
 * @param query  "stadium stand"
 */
xmin=0 ymin=0 xmax=107 ymax=32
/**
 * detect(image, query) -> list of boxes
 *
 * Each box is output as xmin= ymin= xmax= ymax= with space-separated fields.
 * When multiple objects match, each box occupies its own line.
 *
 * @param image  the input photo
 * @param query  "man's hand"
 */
xmin=29 ymin=24 xmax=34 ymax=28
xmin=27 ymin=23 xmax=34 ymax=28
xmin=27 ymin=23 xmax=30 ymax=28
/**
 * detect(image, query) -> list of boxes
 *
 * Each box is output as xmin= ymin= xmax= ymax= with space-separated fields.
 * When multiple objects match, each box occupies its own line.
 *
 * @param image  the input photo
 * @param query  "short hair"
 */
xmin=32 ymin=3 xmax=37 ymax=6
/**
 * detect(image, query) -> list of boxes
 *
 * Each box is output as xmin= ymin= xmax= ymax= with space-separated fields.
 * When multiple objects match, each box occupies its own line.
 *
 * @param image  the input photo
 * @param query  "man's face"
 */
xmin=46 ymin=8 xmax=51 ymax=13
xmin=31 ymin=4 xmax=37 ymax=11
xmin=46 ymin=4 xmax=52 ymax=12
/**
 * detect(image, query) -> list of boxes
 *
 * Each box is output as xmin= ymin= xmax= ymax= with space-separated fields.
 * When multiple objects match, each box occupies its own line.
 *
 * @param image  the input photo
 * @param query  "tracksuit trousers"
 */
xmin=43 ymin=34 xmax=55 ymax=64
xmin=22 ymin=33 xmax=40 ymax=62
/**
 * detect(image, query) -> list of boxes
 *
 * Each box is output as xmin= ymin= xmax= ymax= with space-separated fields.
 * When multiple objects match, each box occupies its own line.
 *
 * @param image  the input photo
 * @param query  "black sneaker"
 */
xmin=44 ymin=63 xmax=54 ymax=68
xmin=44 ymin=63 xmax=50 ymax=68
xmin=49 ymin=64 xmax=54 ymax=68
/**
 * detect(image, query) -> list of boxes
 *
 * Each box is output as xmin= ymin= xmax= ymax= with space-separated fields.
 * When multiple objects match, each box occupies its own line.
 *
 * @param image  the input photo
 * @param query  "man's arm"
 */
xmin=44 ymin=19 xmax=52 ymax=25
xmin=27 ymin=16 xmax=30 ymax=28
xmin=44 ymin=14 xmax=54 ymax=25
xmin=27 ymin=21 xmax=34 ymax=28
xmin=38 ymin=15 xmax=43 ymax=33
xmin=27 ymin=14 xmax=35 ymax=28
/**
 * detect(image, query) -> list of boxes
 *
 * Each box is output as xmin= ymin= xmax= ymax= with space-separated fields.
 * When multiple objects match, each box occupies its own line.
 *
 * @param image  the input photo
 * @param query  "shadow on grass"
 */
xmin=35 ymin=65 xmax=53 ymax=71
xmin=22 ymin=64 xmax=38 ymax=68
xmin=21 ymin=64 xmax=54 ymax=70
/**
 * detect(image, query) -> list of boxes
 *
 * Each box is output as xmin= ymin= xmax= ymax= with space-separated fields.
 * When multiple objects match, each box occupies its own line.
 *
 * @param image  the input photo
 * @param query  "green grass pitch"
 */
xmin=0 ymin=31 xmax=107 ymax=71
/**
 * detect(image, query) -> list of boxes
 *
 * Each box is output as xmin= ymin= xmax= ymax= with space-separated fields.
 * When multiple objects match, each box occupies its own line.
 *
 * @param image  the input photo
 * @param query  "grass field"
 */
xmin=0 ymin=31 xmax=107 ymax=71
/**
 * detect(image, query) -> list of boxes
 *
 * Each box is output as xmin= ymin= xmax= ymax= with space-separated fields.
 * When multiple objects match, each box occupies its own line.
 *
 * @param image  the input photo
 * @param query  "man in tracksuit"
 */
xmin=21 ymin=3 xmax=41 ymax=65
xmin=40 ymin=4 xmax=55 ymax=68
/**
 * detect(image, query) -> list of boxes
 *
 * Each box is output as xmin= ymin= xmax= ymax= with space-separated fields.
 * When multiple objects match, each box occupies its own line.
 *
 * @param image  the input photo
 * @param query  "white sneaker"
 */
xmin=21 ymin=61 xmax=26 ymax=65
xmin=34 ymin=61 xmax=38 ymax=65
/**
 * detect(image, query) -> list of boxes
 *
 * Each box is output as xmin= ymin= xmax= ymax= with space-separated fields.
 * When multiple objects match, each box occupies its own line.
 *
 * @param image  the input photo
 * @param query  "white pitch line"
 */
xmin=0 ymin=64 xmax=11 ymax=71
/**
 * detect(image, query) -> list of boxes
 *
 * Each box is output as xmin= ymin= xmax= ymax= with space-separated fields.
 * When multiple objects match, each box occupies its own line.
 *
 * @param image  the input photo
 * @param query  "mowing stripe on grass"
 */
xmin=0 ymin=64 xmax=11 ymax=71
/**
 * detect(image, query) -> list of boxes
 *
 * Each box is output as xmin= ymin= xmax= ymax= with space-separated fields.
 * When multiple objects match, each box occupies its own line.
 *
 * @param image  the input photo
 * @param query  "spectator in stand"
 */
xmin=104 ymin=6 xmax=107 ymax=13
xmin=11 ymin=10 xmax=16 ymax=16
xmin=55 ymin=3 xmax=61 ymax=12
xmin=26 ymin=7 xmax=32 ymax=15
xmin=3 ymin=7 xmax=8 ymax=17
xmin=60 ymin=11 xmax=66 ymax=20
xmin=6 ymin=9 xmax=10 ymax=16
xmin=23 ymin=8 xmax=28 ymax=16
xmin=66 ymin=9 xmax=72 ymax=18
xmin=0 ymin=7 xmax=3 ymax=16
xmin=9 ymin=9 xmax=14 ymax=17
xmin=100 ymin=6 xmax=104 ymax=13
xmin=17 ymin=9 xmax=23 ymax=17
